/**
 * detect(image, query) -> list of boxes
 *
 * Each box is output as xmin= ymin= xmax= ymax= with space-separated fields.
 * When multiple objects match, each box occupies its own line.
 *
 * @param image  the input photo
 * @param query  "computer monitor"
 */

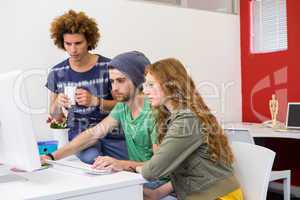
xmin=0 ymin=70 xmax=41 ymax=172
xmin=286 ymin=102 xmax=300 ymax=129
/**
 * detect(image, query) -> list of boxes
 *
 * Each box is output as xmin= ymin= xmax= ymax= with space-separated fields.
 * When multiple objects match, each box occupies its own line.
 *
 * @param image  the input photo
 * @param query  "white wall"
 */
xmin=1 ymin=0 xmax=241 ymax=140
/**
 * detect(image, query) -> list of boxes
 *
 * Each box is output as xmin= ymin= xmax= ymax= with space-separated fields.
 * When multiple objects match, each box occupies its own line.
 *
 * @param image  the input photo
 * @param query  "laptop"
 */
xmin=285 ymin=102 xmax=300 ymax=130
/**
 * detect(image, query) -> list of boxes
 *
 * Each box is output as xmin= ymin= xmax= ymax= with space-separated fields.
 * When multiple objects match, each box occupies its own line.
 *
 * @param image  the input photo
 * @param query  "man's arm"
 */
xmin=46 ymin=116 xmax=119 ymax=161
xmin=99 ymin=98 xmax=117 ymax=111
xmin=49 ymin=92 xmax=67 ymax=122
xmin=75 ymin=88 xmax=116 ymax=111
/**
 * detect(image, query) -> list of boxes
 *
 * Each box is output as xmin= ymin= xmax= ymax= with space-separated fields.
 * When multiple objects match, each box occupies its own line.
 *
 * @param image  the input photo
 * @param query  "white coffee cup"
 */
xmin=64 ymin=86 xmax=76 ymax=106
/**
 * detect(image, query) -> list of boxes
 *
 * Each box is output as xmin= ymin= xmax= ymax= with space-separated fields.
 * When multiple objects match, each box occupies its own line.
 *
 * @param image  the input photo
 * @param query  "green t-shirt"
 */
xmin=110 ymin=98 xmax=157 ymax=161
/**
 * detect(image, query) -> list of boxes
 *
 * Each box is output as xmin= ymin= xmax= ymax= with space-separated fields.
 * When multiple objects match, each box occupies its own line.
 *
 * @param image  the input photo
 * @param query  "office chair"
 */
xmin=231 ymin=142 xmax=275 ymax=200
xmin=224 ymin=129 xmax=291 ymax=200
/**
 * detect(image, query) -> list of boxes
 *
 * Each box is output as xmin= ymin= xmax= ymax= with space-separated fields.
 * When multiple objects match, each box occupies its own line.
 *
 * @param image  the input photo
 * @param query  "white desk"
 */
xmin=224 ymin=122 xmax=300 ymax=140
xmin=0 ymin=165 xmax=145 ymax=200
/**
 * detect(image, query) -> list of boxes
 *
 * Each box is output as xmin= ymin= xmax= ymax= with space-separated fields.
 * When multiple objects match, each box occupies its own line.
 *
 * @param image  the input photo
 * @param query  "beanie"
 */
xmin=108 ymin=51 xmax=150 ymax=87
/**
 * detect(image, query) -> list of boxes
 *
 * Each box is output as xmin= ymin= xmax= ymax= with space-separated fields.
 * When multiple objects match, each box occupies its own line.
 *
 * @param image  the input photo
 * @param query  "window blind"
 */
xmin=251 ymin=0 xmax=287 ymax=53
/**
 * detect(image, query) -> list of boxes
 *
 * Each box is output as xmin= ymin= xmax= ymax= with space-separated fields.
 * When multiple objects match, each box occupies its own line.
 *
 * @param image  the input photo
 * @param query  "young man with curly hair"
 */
xmin=45 ymin=10 xmax=128 ymax=164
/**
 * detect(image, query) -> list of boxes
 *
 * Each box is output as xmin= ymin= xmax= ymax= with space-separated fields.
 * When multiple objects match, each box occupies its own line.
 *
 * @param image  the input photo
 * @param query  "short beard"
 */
xmin=113 ymin=94 xmax=130 ymax=102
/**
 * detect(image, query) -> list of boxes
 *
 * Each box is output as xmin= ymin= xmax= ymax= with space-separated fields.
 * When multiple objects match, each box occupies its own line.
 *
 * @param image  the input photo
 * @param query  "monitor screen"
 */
xmin=286 ymin=103 xmax=300 ymax=129
xmin=0 ymin=70 xmax=41 ymax=171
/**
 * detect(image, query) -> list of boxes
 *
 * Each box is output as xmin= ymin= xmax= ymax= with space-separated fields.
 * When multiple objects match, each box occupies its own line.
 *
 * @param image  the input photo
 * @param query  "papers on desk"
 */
xmin=273 ymin=128 xmax=300 ymax=133
xmin=224 ymin=122 xmax=262 ymax=131
xmin=45 ymin=159 xmax=112 ymax=175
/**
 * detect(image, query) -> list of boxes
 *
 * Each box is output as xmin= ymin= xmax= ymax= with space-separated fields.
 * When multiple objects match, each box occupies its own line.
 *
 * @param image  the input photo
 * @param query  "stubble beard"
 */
xmin=112 ymin=93 xmax=130 ymax=102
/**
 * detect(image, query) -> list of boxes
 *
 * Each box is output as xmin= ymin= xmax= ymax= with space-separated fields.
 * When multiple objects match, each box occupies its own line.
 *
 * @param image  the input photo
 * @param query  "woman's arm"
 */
xmin=142 ymin=114 xmax=202 ymax=179
xmin=152 ymin=144 xmax=159 ymax=153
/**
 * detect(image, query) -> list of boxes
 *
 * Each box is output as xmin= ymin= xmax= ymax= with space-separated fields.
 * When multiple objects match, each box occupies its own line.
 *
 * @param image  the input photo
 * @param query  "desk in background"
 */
xmin=224 ymin=122 xmax=300 ymax=140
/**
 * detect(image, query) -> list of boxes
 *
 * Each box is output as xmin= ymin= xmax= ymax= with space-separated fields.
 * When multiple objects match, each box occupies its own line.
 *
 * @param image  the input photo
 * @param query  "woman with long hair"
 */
xmin=140 ymin=58 xmax=243 ymax=200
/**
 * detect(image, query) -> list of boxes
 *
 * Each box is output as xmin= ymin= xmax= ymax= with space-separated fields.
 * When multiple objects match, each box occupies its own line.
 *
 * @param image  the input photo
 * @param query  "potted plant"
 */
xmin=48 ymin=118 xmax=69 ymax=148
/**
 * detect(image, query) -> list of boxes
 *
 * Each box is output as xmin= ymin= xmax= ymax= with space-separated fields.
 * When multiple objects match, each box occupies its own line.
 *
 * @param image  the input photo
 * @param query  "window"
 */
xmin=251 ymin=0 xmax=288 ymax=53
xmin=140 ymin=0 xmax=181 ymax=5
xmin=135 ymin=0 xmax=239 ymax=14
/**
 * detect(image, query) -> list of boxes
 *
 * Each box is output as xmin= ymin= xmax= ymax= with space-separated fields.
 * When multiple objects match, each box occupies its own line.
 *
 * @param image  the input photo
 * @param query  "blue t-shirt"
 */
xmin=46 ymin=55 xmax=120 ymax=140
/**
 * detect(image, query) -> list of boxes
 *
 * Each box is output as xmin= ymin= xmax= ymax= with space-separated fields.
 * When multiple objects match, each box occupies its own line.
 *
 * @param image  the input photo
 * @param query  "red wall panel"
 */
xmin=241 ymin=0 xmax=300 ymax=123
xmin=240 ymin=0 xmax=300 ymax=186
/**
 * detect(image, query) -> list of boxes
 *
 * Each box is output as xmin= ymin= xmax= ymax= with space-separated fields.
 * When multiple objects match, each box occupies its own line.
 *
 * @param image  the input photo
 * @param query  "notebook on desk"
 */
xmin=286 ymin=102 xmax=300 ymax=130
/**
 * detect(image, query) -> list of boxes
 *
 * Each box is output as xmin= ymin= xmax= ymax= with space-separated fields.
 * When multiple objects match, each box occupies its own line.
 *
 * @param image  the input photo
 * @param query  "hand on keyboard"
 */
xmin=92 ymin=156 xmax=124 ymax=172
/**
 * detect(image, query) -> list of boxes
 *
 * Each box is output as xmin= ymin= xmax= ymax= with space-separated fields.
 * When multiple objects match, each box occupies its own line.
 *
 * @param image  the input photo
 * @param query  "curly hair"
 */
xmin=50 ymin=10 xmax=100 ymax=50
xmin=145 ymin=58 xmax=234 ymax=165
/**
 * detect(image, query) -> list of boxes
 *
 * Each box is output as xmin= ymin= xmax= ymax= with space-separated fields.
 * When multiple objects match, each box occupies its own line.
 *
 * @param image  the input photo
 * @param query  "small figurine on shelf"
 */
xmin=262 ymin=94 xmax=285 ymax=129
xmin=269 ymin=94 xmax=279 ymax=128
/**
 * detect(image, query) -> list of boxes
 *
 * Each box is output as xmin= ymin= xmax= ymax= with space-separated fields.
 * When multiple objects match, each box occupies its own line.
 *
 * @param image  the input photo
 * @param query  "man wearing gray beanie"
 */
xmin=43 ymin=51 xmax=173 ymax=200
xmin=108 ymin=51 xmax=150 ymax=88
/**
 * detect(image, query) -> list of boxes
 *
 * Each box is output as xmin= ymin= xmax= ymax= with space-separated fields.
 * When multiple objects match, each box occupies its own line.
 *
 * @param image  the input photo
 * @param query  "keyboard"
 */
xmin=45 ymin=159 xmax=112 ymax=175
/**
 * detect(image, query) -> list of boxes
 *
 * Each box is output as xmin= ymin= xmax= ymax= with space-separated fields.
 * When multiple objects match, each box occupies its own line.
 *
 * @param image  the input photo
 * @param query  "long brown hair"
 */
xmin=145 ymin=58 xmax=234 ymax=164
